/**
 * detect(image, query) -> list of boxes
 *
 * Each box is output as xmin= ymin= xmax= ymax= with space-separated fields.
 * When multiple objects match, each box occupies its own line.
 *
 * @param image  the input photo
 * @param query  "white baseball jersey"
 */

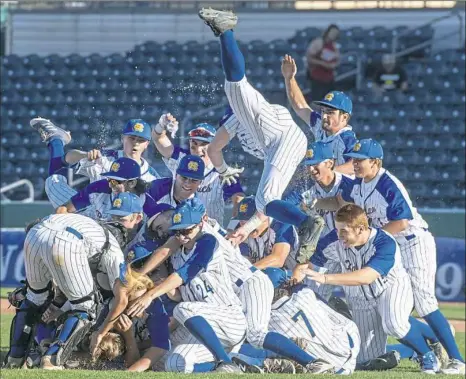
xmin=170 ymin=231 xmax=241 ymax=307
xmin=308 ymin=111 xmax=357 ymax=166
xmin=75 ymin=149 xmax=159 ymax=183
xmin=163 ymin=145 xmax=244 ymax=225
xmin=301 ymin=172 xmax=355 ymax=237
xmin=311 ymin=227 xmax=414 ymax=362
xmin=270 ymin=287 xmax=360 ymax=374
xmin=23 ymin=213 xmax=124 ymax=310
xmin=221 ymin=77 xmax=308 ymax=212
xmin=242 ymin=220 xmax=299 ymax=271
xmin=340 ymin=167 xmax=438 ymax=317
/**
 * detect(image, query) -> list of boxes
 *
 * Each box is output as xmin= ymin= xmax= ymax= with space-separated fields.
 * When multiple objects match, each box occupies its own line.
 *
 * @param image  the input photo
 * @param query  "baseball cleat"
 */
xmin=356 ymin=350 xmax=400 ymax=371
xmin=30 ymin=117 xmax=71 ymax=145
xmin=304 ymin=359 xmax=335 ymax=374
xmin=429 ymin=341 xmax=449 ymax=369
xmin=198 ymin=8 xmax=238 ymax=36
xmin=263 ymin=358 xmax=297 ymax=374
xmin=420 ymin=351 xmax=440 ymax=374
xmin=40 ymin=355 xmax=64 ymax=370
xmin=232 ymin=356 xmax=264 ymax=374
xmin=297 ymin=212 xmax=325 ymax=258
xmin=4 ymin=356 xmax=25 ymax=369
xmin=440 ymin=359 xmax=465 ymax=375
xmin=214 ymin=361 xmax=244 ymax=373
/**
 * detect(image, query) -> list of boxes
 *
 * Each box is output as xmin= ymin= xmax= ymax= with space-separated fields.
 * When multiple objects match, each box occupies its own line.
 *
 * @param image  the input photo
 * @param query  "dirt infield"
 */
xmin=1 ymin=298 xmax=464 ymax=331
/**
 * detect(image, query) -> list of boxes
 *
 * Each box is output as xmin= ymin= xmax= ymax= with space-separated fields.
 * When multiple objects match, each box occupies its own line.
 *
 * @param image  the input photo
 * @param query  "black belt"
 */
xmin=235 ymin=266 xmax=257 ymax=287
xmin=65 ymin=227 xmax=83 ymax=240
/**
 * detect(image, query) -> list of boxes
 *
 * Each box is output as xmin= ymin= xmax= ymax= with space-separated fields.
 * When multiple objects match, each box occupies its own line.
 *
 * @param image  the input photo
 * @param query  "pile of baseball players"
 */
xmin=4 ymin=8 xmax=464 ymax=375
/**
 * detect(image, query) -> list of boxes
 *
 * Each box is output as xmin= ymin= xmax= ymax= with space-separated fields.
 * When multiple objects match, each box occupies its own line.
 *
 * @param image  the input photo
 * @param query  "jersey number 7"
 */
xmin=292 ymin=310 xmax=316 ymax=338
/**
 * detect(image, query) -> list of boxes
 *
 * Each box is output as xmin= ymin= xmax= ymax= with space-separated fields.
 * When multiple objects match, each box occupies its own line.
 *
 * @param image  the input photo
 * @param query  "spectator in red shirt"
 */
xmin=306 ymin=24 xmax=340 ymax=102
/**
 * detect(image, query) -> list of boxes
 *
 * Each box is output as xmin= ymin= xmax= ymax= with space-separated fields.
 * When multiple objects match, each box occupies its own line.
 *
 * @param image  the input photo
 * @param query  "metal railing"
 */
xmin=391 ymin=9 xmax=464 ymax=55
xmin=0 ymin=179 xmax=35 ymax=203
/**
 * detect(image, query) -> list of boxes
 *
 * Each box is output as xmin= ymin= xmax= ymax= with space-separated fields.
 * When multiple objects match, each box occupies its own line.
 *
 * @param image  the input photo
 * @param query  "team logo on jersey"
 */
xmin=306 ymin=149 xmax=314 ymax=159
xmin=113 ymin=198 xmax=122 ymax=208
xmin=188 ymin=161 xmax=199 ymax=171
xmin=173 ymin=213 xmax=182 ymax=224
xmin=325 ymin=92 xmax=334 ymax=101
xmin=111 ymin=162 xmax=120 ymax=172
xmin=126 ymin=250 xmax=135 ymax=263
xmin=239 ymin=203 xmax=248 ymax=213
xmin=133 ymin=123 xmax=144 ymax=132
xmin=353 ymin=142 xmax=361 ymax=151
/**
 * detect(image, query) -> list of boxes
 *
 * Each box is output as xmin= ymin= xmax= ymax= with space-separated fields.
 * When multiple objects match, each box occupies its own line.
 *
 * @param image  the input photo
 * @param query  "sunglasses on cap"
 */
xmin=188 ymin=128 xmax=215 ymax=139
xmin=108 ymin=178 xmax=132 ymax=186
xmin=174 ymin=225 xmax=198 ymax=237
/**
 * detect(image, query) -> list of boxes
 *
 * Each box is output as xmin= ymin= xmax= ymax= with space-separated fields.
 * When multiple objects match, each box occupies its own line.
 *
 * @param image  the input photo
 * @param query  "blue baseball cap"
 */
xmin=344 ymin=138 xmax=384 ymax=159
xmin=101 ymin=157 xmax=141 ymax=181
xmin=125 ymin=240 xmax=160 ymax=264
xmin=169 ymin=199 xmax=206 ymax=230
xmin=313 ymin=91 xmax=353 ymax=115
xmin=233 ymin=196 xmax=257 ymax=221
xmin=146 ymin=203 xmax=175 ymax=228
xmin=188 ymin=123 xmax=216 ymax=143
xmin=107 ymin=192 xmax=143 ymax=216
xmin=176 ymin=155 xmax=205 ymax=181
xmin=122 ymin=119 xmax=151 ymax=141
xmin=303 ymin=141 xmax=335 ymax=165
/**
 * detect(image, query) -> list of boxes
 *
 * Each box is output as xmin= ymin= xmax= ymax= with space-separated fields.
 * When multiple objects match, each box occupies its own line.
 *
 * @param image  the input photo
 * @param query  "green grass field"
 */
xmin=1 ymin=288 xmax=464 ymax=378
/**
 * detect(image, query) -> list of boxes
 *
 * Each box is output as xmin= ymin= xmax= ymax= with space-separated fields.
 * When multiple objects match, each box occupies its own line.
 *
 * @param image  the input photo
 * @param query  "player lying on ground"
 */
xmin=153 ymin=113 xmax=244 ymax=225
xmin=5 ymin=192 xmax=144 ymax=370
xmin=198 ymin=8 xmax=314 ymax=251
xmin=281 ymin=55 xmax=357 ymax=175
xmin=314 ymin=138 xmax=465 ymax=374
xmin=30 ymin=117 xmax=159 ymax=210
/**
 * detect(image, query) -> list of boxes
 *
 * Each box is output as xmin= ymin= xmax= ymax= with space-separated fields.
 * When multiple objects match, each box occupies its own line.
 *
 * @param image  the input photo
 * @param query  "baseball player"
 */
xmin=281 ymin=55 xmax=357 ymax=176
xmin=198 ymin=8 xmax=308 ymax=247
xmin=304 ymin=204 xmax=440 ymax=374
xmin=126 ymin=200 xmax=248 ymax=373
xmin=153 ymin=114 xmax=245 ymax=225
xmin=30 ymin=117 xmax=159 ymax=210
xmin=317 ymin=138 xmax=464 ymax=374
xmin=65 ymin=155 xmax=205 ymax=223
xmin=5 ymin=192 xmax=143 ymax=370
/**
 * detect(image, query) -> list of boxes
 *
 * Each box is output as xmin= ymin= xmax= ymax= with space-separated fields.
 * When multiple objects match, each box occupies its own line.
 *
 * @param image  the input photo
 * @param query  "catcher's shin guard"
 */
xmin=45 ymin=311 xmax=93 ymax=366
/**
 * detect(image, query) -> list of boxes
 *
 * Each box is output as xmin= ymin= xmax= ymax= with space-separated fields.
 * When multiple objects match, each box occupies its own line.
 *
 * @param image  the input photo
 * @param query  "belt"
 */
xmin=65 ymin=227 xmax=83 ymax=240
xmin=405 ymin=228 xmax=428 ymax=241
xmin=235 ymin=266 xmax=258 ymax=287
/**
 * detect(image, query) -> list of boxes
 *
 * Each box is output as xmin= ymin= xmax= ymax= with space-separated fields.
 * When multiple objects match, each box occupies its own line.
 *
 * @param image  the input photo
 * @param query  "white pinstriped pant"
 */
xmin=238 ymin=270 xmax=274 ymax=348
xmin=348 ymin=274 xmax=413 ymax=363
xmin=224 ymin=77 xmax=307 ymax=212
xmin=23 ymin=223 xmax=95 ymax=311
xmin=398 ymin=230 xmax=438 ymax=317
xmin=165 ymin=302 xmax=247 ymax=373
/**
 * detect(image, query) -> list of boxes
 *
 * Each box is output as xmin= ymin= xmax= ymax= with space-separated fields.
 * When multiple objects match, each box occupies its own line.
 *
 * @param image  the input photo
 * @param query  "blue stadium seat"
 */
xmin=43 ymin=54 xmax=65 ymax=69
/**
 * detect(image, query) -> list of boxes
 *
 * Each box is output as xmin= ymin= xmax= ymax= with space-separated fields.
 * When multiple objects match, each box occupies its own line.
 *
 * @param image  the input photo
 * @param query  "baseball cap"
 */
xmin=176 ymin=155 xmax=205 ymax=181
xmin=107 ymin=192 xmax=143 ymax=216
xmin=312 ymin=91 xmax=353 ymax=115
xmin=303 ymin=141 xmax=335 ymax=165
xmin=188 ymin=123 xmax=216 ymax=143
xmin=344 ymin=138 xmax=384 ymax=159
xmin=146 ymin=203 xmax=175 ymax=229
xmin=101 ymin=157 xmax=141 ymax=181
xmin=125 ymin=240 xmax=160 ymax=265
xmin=233 ymin=196 xmax=257 ymax=221
xmin=169 ymin=199 xmax=206 ymax=230
xmin=122 ymin=119 xmax=151 ymax=141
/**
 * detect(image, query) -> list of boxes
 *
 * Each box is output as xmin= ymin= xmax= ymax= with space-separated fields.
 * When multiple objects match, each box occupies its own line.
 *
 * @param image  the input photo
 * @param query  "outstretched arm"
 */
xmin=281 ymin=55 xmax=312 ymax=124
xmin=152 ymin=113 xmax=178 ymax=159
xmin=207 ymin=126 xmax=230 ymax=169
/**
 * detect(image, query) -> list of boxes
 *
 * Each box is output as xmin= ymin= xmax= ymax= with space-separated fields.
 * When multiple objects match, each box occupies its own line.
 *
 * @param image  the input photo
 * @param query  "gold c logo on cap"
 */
xmin=111 ymin=162 xmax=120 ymax=172
xmin=133 ymin=123 xmax=144 ymax=132
xmin=239 ymin=203 xmax=248 ymax=213
xmin=325 ymin=92 xmax=334 ymax=101
xmin=113 ymin=198 xmax=122 ymax=208
xmin=173 ymin=213 xmax=182 ymax=224
xmin=126 ymin=250 xmax=135 ymax=262
xmin=188 ymin=161 xmax=199 ymax=171
xmin=306 ymin=149 xmax=314 ymax=158
xmin=354 ymin=142 xmax=361 ymax=152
